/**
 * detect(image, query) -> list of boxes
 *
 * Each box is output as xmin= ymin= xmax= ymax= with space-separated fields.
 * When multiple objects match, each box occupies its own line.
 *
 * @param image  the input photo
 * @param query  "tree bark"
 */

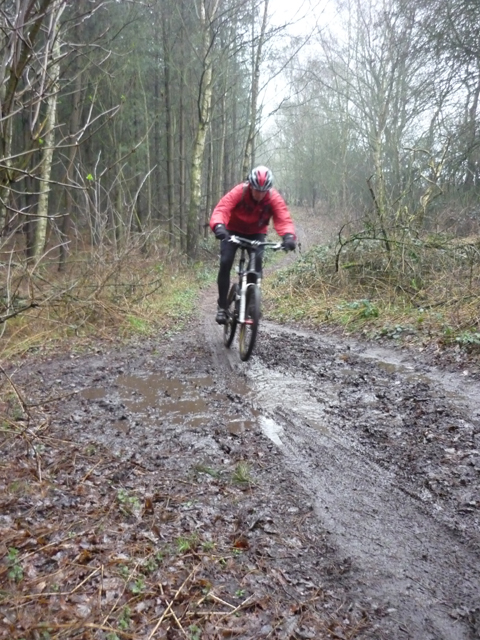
xmin=186 ymin=0 xmax=220 ymax=258
xmin=242 ymin=0 xmax=269 ymax=176
xmin=32 ymin=2 xmax=63 ymax=259
xmin=162 ymin=6 xmax=175 ymax=247
xmin=0 ymin=0 xmax=55 ymax=234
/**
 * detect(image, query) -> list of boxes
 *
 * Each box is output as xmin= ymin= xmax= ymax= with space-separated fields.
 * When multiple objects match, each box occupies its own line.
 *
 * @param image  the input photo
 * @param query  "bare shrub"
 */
xmin=0 ymin=228 xmax=191 ymax=360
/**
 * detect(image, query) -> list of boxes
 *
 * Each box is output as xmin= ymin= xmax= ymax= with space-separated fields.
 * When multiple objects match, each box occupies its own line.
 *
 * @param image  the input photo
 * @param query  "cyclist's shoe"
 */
xmin=215 ymin=307 xmax=228 ymax=325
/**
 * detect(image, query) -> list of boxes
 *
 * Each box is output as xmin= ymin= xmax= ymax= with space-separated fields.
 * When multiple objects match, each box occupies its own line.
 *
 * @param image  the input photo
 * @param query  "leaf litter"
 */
xmin=0 ymin=336 xmax=373 ymax=640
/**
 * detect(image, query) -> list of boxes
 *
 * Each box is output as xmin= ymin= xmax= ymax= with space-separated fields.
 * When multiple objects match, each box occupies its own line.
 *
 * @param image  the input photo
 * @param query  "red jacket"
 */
xmin=209 ymin=183 xmax=296 ymax=237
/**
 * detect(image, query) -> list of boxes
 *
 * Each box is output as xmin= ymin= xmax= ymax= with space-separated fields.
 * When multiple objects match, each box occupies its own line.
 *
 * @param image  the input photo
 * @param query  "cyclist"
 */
xmin=210 ymin=165 xmax=296 ymax=324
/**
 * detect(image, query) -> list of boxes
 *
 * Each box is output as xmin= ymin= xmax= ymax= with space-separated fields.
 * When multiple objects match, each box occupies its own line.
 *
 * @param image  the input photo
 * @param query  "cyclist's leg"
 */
xmin=217 ymin=239 xmax=237 ymax=309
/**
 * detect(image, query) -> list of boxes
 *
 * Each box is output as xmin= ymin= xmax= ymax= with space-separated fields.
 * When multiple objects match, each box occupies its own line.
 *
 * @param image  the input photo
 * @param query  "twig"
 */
xmin=147 ymin=564 xmax=200 ymax=639
xmin=187 ymin=594 xmax=255 ymax=618
xmin=170 ymin=607 xmax=188 ymax=638
xmin=102 ymin=561 xmax=142 ymax=627
xmin=0 ymin=301 xmax=40 ymax=325
xmin=24 ymin=389 xmax=80 ymax=407
xmin=34 ymin=444 xmax=42 ymax=482
xmin=28 ymin=621 xmax=131 ymax=637
xmin=17 ymin=567 xmax=101 ymax=601
xmin=81 ymin=458 xmax=104 ymax=483
xmin=0 ymin=364 xmax=28 ymax=414
xmin=217 ymin=594 xmax=255 ymax=619
xmin=59 ymin=566 xmax=102 ymax=596
xmin=205 ymin=592 xmax=237 ymax=609
xmin=0 ymin=365 xmax=78 ymax=415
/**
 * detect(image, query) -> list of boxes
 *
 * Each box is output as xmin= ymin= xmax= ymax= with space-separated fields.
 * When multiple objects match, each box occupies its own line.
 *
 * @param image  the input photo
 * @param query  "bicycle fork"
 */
xmin=239 ymin=280 xmax=259 ymax=324
xmin=239 ymin=273 xmax=247 ymax=323
xmin=237 ymin=248 xmax=261 ymax=324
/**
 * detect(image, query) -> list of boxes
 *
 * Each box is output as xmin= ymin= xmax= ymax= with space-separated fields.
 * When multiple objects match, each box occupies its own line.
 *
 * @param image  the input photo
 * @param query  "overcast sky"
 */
xmin=260 ymin=1 xmax=327 ymax=118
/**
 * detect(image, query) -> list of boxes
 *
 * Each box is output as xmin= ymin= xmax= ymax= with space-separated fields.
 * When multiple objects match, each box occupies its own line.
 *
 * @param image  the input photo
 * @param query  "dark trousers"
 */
xmin=217 ymin=232 xmax=266 ymax=308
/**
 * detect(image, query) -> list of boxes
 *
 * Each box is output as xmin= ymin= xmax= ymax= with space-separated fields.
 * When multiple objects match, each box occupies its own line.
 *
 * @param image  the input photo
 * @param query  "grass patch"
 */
xmin=263 ymin=234 xmax=480 ymax=350
xmin=231 ymin=462 xmax=253 ymax=486
xmin=0 ymin=247 xmax=216 ymax=361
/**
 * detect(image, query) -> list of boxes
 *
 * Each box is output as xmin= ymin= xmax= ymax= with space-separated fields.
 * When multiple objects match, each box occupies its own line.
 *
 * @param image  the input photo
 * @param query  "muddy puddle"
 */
xmin=80 ymin=342 xmax=480 ymax=452
xmin=359 ymin=346 xmax=480 ymax=413
xmin=80 ymin=365 xmax=338 ymax=446
xmin=81 ymin=372 xmax=258 ymax=435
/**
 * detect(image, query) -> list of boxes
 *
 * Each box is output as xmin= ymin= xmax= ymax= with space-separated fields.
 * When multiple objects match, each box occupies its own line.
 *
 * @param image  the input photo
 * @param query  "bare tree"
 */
xmin=242 ymin=0 xmax=269 ymax=175
xmin=0 ymin=0 xmax=58 ymax=234
xmin=32 ymin=0 xmax=65 ymax=258
xmin=187 ymin=0 xmax=221 ymax=258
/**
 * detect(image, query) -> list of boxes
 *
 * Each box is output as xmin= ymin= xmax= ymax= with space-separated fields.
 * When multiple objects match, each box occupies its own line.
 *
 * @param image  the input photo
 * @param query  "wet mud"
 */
xmin=9 ymin=289 xmax=480 ymax=639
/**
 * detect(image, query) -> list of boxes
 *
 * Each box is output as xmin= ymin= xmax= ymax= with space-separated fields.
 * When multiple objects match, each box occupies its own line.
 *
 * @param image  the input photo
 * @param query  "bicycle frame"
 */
xmin=237 ymin=241 xmax=259 ymax=324
xmin=233 ymin=236 xmax=282 ymax=316
xmin=223 ymin=235 xmax=283 ymax=361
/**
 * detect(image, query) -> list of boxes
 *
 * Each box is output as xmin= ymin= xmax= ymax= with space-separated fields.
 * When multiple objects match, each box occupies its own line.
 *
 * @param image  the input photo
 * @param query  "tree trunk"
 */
xmin=139 ymin=64 xmax=153 ymax=229
xmin=188 ymin=113 xmax=210 ymax=257
xmin=186 ymin=0 xmax=219 ymax=258
xmin=162 ymin=7 xmax=175 ymax=248
xmin=153 ymin=24 xmax=163 ymax=224
xmin=0 ymin=0 xmax=54 ymax=234
xmin=205 ymin=135 xmax=213 ymax=236
xmin=32 ymin=4 xmax=63 ymax=259
xmin=0 ymin=117 xmax=13 ymax=235
xmin=178 ymin=0 xmax=187 ymax=251
xmin=242 ymin=0 xmax=269 ymax=176
xmin=464 ymin=71 xmax=480 ymax=189
xmin=59 ymin=60 xmax=83 ymax=270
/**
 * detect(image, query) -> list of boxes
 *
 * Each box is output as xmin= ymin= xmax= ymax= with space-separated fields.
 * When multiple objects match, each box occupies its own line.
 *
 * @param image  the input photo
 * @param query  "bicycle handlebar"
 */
xmin=229 ymin=235 xmax=284 ymax=250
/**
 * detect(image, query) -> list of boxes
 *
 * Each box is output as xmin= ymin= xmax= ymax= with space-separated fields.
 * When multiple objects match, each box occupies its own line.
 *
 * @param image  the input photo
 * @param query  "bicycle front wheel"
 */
xmin=239 ymin=284 xmax=261 ymax=361
xmin=224 ymin=283 xmax=238 ymax=348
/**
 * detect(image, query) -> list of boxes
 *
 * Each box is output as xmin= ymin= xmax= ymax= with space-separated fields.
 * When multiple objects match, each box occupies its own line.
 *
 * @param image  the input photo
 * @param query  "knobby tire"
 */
xmin=239 ymin=284 xmax=260 ymax=361
xmin=223 ymin=283 xmax=238 ymax=348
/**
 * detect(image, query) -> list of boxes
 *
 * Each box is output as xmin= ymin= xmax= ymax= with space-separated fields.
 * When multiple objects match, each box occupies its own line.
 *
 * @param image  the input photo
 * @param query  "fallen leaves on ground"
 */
xmin=0 ymin=403 xmax=370 ymax=640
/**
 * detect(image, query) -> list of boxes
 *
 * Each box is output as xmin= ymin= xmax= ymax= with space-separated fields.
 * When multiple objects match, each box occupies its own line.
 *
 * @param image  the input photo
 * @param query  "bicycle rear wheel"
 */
xmin=239 ymin=284 xmax=260 ymax=361
xmin=223 ymin=283 xmax=238 ymax=348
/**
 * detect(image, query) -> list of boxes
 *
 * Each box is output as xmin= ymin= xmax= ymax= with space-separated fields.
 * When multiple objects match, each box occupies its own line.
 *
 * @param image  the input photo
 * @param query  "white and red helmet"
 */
xmin=248 ymin=165 xmax=273 ymax=191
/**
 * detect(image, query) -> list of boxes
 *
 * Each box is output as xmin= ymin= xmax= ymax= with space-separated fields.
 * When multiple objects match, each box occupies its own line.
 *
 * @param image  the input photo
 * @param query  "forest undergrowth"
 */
xmin=264 ymin=229 xmax=480 ymax=358
xmin=0 ymin=244 xmax=215 ymax=363
xmin=2 ymin=216 xmax=480 ymax=364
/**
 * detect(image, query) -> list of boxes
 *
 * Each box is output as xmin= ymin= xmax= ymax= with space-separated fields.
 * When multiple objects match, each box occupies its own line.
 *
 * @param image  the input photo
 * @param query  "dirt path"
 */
xmin=3 ymin=255 xmax=480 ymax=638
xmin=202 ymin=286 xmax=480 ymax=638
xmin=249 ymin=323 xmax=480 ymax=639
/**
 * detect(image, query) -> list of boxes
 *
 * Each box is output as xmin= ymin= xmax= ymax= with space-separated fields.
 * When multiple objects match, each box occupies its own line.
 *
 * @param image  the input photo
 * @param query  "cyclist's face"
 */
xmin=251 ymin=187 xmax=267 ymax=202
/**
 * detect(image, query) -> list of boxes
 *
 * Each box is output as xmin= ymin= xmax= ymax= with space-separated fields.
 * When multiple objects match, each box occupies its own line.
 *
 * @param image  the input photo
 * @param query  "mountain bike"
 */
xmin=223 ymin=235 xmax=284 ymax=361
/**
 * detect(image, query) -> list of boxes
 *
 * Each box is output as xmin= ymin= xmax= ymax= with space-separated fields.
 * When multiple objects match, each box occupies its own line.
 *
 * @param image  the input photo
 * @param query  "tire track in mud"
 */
xmin=268 ymin=410 xmax=479 ymax=640
xmin=205 ymin=315 xmax=480 ymax=639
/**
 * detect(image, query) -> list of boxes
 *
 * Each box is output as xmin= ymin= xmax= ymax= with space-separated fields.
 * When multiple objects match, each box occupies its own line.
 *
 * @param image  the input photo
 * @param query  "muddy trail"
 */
xmin=3 ymin=277 xmax=480 ymax=640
